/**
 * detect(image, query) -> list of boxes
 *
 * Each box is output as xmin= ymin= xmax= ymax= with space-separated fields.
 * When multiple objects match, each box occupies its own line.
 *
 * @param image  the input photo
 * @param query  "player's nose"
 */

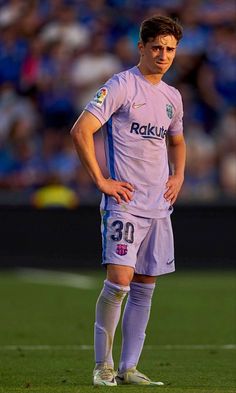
xmin=159 ymin=49 xmax=167 ymax=60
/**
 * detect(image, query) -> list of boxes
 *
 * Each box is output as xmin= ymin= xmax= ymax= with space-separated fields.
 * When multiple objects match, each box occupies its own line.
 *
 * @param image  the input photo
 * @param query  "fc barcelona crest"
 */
xmin=166 ymin=104 xmax=173 ymax=119
xmin=116 ymin=244 xmax=128 ymax=256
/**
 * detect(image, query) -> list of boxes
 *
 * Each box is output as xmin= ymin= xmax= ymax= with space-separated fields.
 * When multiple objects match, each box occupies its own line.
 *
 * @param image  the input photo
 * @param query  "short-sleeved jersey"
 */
xmin=85 ymin=66 xmax=183 ymax=218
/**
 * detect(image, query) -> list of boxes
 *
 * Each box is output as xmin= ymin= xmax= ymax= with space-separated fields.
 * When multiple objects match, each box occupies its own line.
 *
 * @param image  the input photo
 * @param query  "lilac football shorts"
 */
xmin=101 ymin=210 xmax=175 ymax=276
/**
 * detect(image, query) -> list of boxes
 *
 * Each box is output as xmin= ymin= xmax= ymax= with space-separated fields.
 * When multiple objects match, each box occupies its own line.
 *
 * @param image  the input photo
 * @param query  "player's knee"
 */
xmin=106 ymin=264 xmax=134 ymax=286
xmin=107 ymin=275 xmax=131 ymax=287
xmin=132 ymin=273 xmax=157 ymax=284
xmin=116 ymin=278 xmax=131 ymax=286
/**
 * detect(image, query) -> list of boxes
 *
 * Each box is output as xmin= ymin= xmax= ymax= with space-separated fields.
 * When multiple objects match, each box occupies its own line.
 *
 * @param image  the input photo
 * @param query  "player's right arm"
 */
xmin=70 ymin=110 xmax=134 ymax=204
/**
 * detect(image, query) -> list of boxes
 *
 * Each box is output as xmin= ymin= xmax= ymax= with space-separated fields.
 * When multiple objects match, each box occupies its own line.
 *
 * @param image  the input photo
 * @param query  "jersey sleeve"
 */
xmin=85 ymin=74 xmax=126 ymax=126
xmin=168 ymin=90 xmax=184 ymax=136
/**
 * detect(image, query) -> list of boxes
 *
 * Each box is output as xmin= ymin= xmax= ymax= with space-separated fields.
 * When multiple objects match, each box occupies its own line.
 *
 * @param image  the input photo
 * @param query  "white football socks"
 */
xmin=119 ymin=281 xmax=155 ymax=372
xmin=94 ymin=279 xmax=130 ymax=368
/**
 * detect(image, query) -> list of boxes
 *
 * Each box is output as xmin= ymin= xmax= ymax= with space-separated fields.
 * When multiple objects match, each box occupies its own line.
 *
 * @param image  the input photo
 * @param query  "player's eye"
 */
xmin=152 ymin=46 xmax=161 ymax=52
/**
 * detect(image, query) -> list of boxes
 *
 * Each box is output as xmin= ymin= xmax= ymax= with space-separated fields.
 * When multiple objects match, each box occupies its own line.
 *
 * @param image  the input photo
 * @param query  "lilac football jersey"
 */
xmin=85 ymin=66 xmax=183 ymax=218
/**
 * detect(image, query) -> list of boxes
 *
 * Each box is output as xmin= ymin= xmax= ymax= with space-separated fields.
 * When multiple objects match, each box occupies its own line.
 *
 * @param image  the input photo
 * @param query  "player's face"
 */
xmin=138 ymin=35 xmax=177 ymax=77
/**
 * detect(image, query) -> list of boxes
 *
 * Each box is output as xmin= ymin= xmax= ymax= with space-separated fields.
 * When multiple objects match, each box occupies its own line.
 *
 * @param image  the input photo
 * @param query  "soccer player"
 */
xmin=71 ymin=15 xmax=186 ymax=386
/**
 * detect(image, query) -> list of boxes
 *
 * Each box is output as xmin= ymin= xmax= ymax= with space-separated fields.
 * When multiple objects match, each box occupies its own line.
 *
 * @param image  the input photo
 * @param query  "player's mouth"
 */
xmin=156 ymin=62 xmax=168 ymax=65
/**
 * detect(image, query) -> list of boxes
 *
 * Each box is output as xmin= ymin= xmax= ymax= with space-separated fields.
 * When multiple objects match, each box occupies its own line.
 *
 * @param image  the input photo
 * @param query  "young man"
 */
xmin=71 ymin=15 xmax=186 ymax=386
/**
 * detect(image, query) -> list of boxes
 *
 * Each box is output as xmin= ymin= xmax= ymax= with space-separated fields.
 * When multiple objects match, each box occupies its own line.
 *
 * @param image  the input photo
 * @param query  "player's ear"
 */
xmin=138 ymin=40 xmax=145 ymax=56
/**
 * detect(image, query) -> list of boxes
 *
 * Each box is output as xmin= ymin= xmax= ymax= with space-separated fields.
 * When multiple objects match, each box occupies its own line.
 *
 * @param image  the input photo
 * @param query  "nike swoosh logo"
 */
xmin=137 ymin=376 xmax=150 ymax=381
xmin=132 ymin=102 xmax=146 ymax=109
xmin=167 ymin=258 xmax=175 ymax=265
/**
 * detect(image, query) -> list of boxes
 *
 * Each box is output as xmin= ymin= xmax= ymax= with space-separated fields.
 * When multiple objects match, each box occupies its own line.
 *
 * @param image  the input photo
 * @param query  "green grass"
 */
xmin=0 ymin=269 xmax=235 ymax=393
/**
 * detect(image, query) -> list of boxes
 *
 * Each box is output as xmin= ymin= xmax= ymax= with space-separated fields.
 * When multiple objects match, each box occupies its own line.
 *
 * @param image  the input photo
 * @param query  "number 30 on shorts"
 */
xmin=110 ymin=220 xmax=134 ymax=244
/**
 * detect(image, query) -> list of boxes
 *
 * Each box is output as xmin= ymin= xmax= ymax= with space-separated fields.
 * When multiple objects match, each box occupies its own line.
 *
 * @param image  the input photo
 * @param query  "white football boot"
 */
xmin=116 ymin=367 xmax=164 ymax=386
xmin=93 ymin=363 xmax=117 ymax=386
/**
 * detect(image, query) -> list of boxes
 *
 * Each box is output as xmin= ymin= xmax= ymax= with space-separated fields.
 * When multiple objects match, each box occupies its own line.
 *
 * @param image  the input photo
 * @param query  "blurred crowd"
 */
xmin=0 ymin=0 xmax=235 ymax=207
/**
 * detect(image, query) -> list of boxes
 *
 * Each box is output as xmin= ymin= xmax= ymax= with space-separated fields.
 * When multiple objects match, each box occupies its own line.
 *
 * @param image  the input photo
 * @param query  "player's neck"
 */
xmin=137 ymin=64 xmax=162 ymax=85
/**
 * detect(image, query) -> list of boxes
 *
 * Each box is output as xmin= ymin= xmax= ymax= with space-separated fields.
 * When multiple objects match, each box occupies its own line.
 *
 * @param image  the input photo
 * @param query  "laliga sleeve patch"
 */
xmin=92 ymin=87 xmax=108 ymax=107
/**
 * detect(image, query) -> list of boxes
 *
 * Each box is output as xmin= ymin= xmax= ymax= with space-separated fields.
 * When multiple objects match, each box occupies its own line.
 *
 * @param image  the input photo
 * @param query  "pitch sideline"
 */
xmin=15 ymin=268 xmax=97 ymax=289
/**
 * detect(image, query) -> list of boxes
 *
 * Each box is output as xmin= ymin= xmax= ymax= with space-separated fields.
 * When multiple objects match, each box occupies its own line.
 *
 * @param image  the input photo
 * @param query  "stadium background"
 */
xmin=0 ymin=0 xmax=235 ymax=267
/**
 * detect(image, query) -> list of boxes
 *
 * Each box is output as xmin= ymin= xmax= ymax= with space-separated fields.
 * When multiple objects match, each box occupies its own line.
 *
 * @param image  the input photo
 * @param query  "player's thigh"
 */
xmin=135 ymin=215 xmax=175 ymax=277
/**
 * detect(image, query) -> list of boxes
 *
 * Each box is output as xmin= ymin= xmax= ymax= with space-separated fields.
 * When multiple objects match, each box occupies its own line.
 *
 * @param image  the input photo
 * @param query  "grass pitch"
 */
xmin=0 ymin=269 xmax=235 ymax=393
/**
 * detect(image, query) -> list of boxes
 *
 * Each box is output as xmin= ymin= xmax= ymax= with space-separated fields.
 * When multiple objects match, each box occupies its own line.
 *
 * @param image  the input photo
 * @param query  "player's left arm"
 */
xmin=165 ymin=133 xmax=186 ymax=204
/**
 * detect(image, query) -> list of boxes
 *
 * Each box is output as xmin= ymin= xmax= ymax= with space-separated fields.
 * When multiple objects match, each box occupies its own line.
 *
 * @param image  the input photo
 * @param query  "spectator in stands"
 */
xmin=33 ymin=39 xmax=77 ymax=128
xmin=0 ymin=82 xmax=38 ymax=144
xmin=197 ymin=0 xmax=236 ymax=26
xmin=197 ymin=25 xmax=236 ymax=130
xmin=0 ymin=23 xmax=28 ymax=87
xmin=0 ymin=118 xmax=43 ymax=190
xmin=40 ymin=2 xmax=90 ymax=53
xmin=31 ymin=174 xmax=79 ymax=209
xmin=180 ymin=124 xmax=219 ymax=201
xmin=70 ymin=32 xmax=122 ymax=110
xmin=114 ymin=36 xmax=138 ymax=70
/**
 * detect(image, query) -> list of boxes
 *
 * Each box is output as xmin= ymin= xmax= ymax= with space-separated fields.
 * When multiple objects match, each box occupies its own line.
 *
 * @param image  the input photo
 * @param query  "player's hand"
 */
xmin=97 ymin=178 xmax=134 ymax=204
xmin=164 ymin=174 xmax=184 ymax=205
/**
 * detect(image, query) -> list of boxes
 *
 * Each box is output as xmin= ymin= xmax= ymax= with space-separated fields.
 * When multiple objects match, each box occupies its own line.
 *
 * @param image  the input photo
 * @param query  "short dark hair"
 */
xmin=140 ymin=15 xmax=183 ymax=44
